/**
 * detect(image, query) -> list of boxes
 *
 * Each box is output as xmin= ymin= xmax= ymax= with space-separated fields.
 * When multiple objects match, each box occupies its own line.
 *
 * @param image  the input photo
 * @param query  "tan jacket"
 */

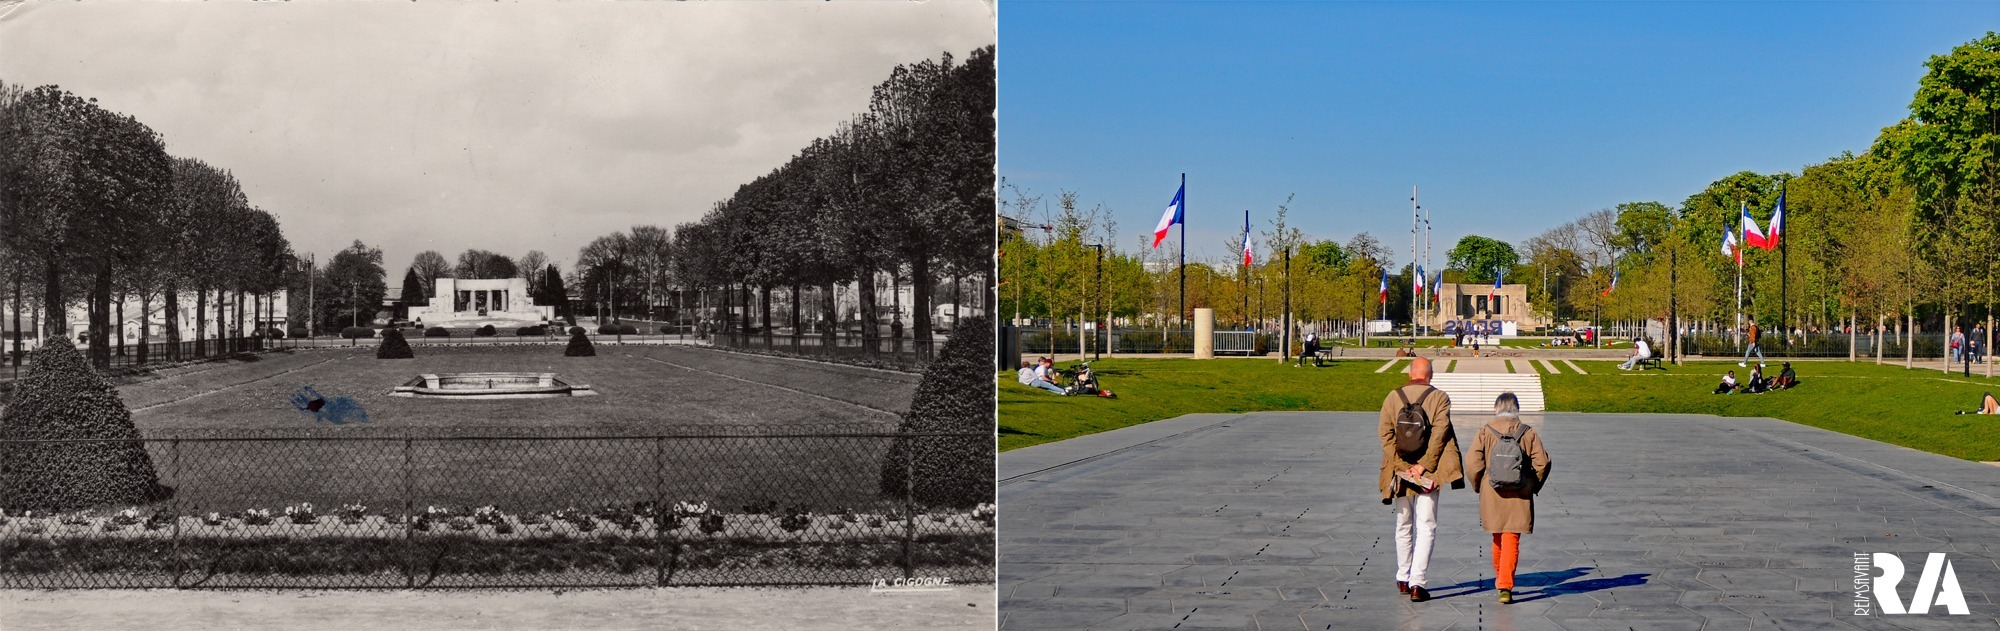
xmin=1378 ymin=380 xmax=1463 ymax=503
xmin=1464 ymin=416 xmax=1553 ymax=534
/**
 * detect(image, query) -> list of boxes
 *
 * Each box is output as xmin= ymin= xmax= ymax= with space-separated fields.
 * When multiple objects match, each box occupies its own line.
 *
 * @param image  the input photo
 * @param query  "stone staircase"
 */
xmin=1427 ymin=373 xmax=1545 ymax=414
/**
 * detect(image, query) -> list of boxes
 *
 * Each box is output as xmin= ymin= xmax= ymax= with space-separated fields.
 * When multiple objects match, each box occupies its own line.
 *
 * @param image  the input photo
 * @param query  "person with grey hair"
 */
xmin=1465 ymin=392 xmax=1553 ymax=604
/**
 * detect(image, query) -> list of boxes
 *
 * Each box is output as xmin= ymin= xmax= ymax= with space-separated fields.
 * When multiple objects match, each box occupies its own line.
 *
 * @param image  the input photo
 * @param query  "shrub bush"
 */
xmin=0 ymin=337 xmax=170 ymax=511
xmin=424 ymin=327 xmax=451 ymax=338
xmin=659 ymin=326 xmax=676 ymax=335
xmin=879 ymin=316 xmax=993 ymax=509
xmin=596 ymin=324 xmax=621 ymax=335
xmin=375 ymin=328 xmax=414 ymax=359
xmin=340 ymin=327 xmax=375 ymax=339
xmin=516 ymin=325 xmax=546 ymax=337
xmin=475 ymin=325 xmax=497 ymax=337
xmin=263 ymin=328 xmax=286 ymax=339
xmin=288 ymin=327 xmax=308 ymax=339
xmin=564 ymin=329 xmax=597 ymax=357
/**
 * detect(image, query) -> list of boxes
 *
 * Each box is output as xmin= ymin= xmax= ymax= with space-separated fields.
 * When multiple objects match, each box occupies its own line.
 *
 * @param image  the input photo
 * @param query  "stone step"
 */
xmin=1427 ymin=373 xmax=1546 ymax=413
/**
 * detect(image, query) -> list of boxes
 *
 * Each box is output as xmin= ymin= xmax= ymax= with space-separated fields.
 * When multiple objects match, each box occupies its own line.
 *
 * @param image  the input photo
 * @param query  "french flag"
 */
xmin=1379 ymin=272 xmax=1388 ymax=303
xmin=1721 ymin=225 xmax=1741 ymax=266
xmin=1602 ymin=267 xmax=1619 ymax=296
xmin=1741 ymin=202 xmax=1769 ymax=250
xmin=1763 ymin=191 xmax=1784 ymax=250
xmin=1415 ymin=266 xmax=1426 ymax=293
xmin=1242 ymin=211 xmax=1254 ymax=266
xmin=1491 ymin=268 xmax=1503 ymax=304
xmin=1151 ymin=183 xmax=1186 ymax=248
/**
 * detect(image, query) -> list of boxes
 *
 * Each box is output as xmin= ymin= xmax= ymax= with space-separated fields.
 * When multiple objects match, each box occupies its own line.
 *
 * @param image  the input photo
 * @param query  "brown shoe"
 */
xmin=1396 ymin=581 xmax=1409 ymax=595
xmin=1409 ymin=586 xmax=1430 ymax=602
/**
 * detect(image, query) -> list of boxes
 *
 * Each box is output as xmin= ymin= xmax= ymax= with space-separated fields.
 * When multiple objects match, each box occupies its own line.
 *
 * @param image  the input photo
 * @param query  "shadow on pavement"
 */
xmin=1432 ymin=567 xmax=1651 ymax=602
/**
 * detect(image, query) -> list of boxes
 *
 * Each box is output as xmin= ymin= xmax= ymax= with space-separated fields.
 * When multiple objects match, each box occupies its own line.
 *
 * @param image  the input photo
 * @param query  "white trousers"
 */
xmin=1391 ymin=493 xmax=1439 ymax=586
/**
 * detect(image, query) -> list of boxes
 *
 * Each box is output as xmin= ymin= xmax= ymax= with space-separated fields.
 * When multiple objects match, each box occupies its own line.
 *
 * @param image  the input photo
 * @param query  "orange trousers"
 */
xmin=1491 ymin=533 xmax=1521 ymax=589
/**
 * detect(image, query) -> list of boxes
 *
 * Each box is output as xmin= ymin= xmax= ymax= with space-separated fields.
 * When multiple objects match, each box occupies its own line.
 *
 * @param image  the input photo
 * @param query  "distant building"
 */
xmin=1418 ymin=283 xmax=1549 ymax=335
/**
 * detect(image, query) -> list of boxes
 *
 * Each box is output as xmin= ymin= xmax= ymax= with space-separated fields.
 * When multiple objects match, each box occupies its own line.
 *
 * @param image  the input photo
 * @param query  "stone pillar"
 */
xmin=1194 ymin=308 xmax=1215 ymax=359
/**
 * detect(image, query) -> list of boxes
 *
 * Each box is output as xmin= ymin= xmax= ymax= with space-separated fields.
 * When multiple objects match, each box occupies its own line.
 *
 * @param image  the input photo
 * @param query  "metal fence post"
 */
xmin=654 ymin=437 xmax=667 ymax=587
xmin=403 ymin=438 xmax=414 ymax=589
xmin=170 ymin=439 xmax=183 ymax=589
xmin=902 ymin=435 xmax=915 ymax=581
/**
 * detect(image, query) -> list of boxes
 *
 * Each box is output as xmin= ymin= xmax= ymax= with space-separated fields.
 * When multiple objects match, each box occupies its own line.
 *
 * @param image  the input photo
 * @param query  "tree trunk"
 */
xmin=139 ymin=292 xmax=151 ymax=365
xmin=236 ymin=289 xmax=245 ymax=354
xmin=195 ymin=287 xmax=208 ymax=358
xmin=857 ymin=273 xmax=878 ymax=356
xmin=891 ymin=267 xmax=904 ymax=356
xmin=90 ymin=268 xmax=112 ymax=368
xmin=11 ymin=266 xmax=21 ymax=367
xmin=43 ymin=257 xmax=65 ymax=339
xmin=760 ymin=285 xmax=772 ymax=349
xmin=1906 ymin=312 xmax=1915 ymax=369
xmin=822 ymin=281 xmax=838 ymax=351
xmin=116 ymin=288 xmax=127 ymax=358
xmin=738 ymin=283 xmax=751 ymax=347
xmin=790 ymin=283 xmax=801 ymax=352
xmin=166 ymin=284 xmax=180 ymax=362
xmin=912 ymin=254 xmax=933 ymax=359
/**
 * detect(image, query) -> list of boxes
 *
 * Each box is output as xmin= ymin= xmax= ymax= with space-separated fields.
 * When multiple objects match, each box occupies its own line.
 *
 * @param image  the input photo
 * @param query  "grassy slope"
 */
xmin=998 ymin=358 xmax=1406 ymax=451
xmin=1545 ymin=360 xmax=2000 ymax=462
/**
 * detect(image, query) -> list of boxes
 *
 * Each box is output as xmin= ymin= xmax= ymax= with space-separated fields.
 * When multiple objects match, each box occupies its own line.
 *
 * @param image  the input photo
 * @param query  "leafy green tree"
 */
xmin=1445 ymin=235 xmax=1519 ymax=284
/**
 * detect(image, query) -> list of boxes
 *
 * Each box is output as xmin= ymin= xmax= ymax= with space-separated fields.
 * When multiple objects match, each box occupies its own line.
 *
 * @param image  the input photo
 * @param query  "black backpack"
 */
xmin=1392 ymin=387 xmax=1435 ymax=459
xmin=1486 ymin=423 xmax=1533 ymax=492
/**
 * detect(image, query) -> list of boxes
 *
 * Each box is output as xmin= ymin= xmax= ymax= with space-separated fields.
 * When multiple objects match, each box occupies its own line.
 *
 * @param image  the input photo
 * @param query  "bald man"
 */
xmin=1379 ymin=357 xmax=1465 ymax=602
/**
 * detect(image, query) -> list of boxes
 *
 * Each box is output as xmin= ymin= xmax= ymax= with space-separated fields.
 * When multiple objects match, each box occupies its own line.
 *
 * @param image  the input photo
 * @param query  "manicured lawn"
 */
xmin=998 ymin=358 xmax=1407 ymax=451
xmin=998 ymin=355 xmax=2000 ymax=462
xmin=1546 ymin=360 xmax=2000 ymax=462
xmin=67 ymin=344 xmax=927 ymax=513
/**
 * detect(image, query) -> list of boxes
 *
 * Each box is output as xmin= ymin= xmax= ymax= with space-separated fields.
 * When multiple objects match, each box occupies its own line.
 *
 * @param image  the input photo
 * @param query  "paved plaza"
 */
xmin=999 ymin=411 xmax=2000 ymax=629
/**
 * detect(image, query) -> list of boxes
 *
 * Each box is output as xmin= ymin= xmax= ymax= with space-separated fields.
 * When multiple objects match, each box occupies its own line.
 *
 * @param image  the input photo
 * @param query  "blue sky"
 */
xmin=999 ymin=1 xmax=1997 ymax=263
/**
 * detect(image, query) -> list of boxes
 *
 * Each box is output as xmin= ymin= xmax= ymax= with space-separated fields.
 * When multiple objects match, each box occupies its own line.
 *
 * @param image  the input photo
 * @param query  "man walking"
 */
xmin=1739 ymin=321 xmax=1764 ymax=367
xmin=1379 ymin=357 xmax=1463 ymax=603
xmin=1973 ymin=324 xmax=1988 ymax=365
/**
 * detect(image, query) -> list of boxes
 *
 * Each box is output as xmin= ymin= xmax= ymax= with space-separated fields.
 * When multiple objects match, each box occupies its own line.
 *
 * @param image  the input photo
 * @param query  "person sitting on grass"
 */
xmin=1712 ymin=370 xmax=1738 ymax=395
xmin=1959 ymin=392 xmax=1999 ymax=415
xmin=1298 ymin=333 xmax=1324 ymax=367
xmin=1617 ymin=337 xmax=1652 ymax=371
xmin=1772 ymin=362 xmax=1799 ymax=390
xmin=1019 ymin=357 xmax=1068 ymax=396
xmin=1742 ymin=366 xmax=1770 ymax=394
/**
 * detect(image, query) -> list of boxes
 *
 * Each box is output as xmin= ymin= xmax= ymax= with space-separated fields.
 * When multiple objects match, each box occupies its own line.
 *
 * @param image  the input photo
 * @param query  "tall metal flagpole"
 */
xmin=1778 ymin=178 xmax=1788 ymax=343
xmin=1734 ymin=204 xmax=1744 ymax=351
xmin=1243 ymin=209 xmax=1250 ymax=330
xmin=1411 ymin=185 xmax=1419 ymax=338
xmin=1423 ymin=195 xmax=1431 ymax=337
xmin=1179 ymin=172 xmax=1187 ymax=329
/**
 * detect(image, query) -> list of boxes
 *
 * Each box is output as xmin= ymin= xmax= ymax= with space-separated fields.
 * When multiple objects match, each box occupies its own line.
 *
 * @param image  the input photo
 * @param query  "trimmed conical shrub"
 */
xmin=878 ymin=316 xmax=994 ymax=509
xmin=564 ymin=329 xmax=596 ymax=357
xmin=376 ymin=327 xmax=414 ymax=359
xmin=0 ymin=337 xmax=170 ymax=511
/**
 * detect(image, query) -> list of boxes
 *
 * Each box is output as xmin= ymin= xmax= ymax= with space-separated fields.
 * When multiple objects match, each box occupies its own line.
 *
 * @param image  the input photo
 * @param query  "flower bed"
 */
xmin=0 ymin=503 xmax=993 ymax=584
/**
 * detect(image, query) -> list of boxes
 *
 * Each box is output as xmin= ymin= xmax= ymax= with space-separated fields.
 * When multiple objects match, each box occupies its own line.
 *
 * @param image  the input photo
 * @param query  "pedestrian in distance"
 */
xmin=1950 ymin=326 xmax=1965 ymax=365
xmin=1740 ymin=321 xmax=1765 ymax=367
xmin=1378 ymin=357 xmax=1464 ymax=603
xmin=1465 ymin=392 xmax=1552 ymax=605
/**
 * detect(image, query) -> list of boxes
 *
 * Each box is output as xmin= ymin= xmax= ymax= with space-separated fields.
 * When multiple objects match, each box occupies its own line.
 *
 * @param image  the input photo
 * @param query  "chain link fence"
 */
xmin=0 ymin=428 xmax=993 ymax=589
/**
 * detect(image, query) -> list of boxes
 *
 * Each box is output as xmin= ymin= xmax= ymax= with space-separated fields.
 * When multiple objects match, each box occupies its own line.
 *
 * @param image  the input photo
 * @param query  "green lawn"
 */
xmin=998 ymin=356 xmax=2000 ymax=462
xmin=1546 ymin=360 xmax=2000 ymax=462
xmin=998 ymin=358 xmax=1407 ymax=451
xmin=98 ymin=344 xmax=923 ymax=512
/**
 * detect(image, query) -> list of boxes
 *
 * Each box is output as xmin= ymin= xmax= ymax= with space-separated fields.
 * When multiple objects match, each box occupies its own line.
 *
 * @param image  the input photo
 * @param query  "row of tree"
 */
xmin=1 ymin=81 xmax=295 ymax=367
xmin=558 ymin=47 xmax=996 ymax=353
xmin=999 ymin=33 xmax=2000 ymax=355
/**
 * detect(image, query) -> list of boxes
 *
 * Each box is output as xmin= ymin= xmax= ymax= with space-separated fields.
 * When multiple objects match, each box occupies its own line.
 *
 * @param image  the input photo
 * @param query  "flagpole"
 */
xmin=1411 ymin=185 xmax=1419 ymax=339
xmin=1179 ymin=173 xmax=1186 ymax=332
xmin=1243 ymin=209 xmax=1250 ymax=331
xmin=1778 ymin=179 xmax=1788 ymax=344
xmin=1735 ymin=203 xmax=1744 ymax=352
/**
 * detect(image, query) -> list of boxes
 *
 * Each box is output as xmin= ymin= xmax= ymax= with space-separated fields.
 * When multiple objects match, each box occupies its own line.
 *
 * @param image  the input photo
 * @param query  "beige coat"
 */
xmin=1463 ymin=416 xmax=1553 ymax=534
xmin=1378 ymin=380 xmax=1464 ymax=503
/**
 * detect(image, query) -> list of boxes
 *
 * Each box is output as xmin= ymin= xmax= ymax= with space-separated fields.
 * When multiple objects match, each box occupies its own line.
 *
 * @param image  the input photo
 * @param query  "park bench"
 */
xmin=1638 ymin=356 xmax=1664 ymax=370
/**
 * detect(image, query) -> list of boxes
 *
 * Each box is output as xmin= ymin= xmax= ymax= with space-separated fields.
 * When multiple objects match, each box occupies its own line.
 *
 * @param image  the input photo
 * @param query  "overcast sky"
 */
xmin=0 ymin=0 xmax=994 ymax=277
